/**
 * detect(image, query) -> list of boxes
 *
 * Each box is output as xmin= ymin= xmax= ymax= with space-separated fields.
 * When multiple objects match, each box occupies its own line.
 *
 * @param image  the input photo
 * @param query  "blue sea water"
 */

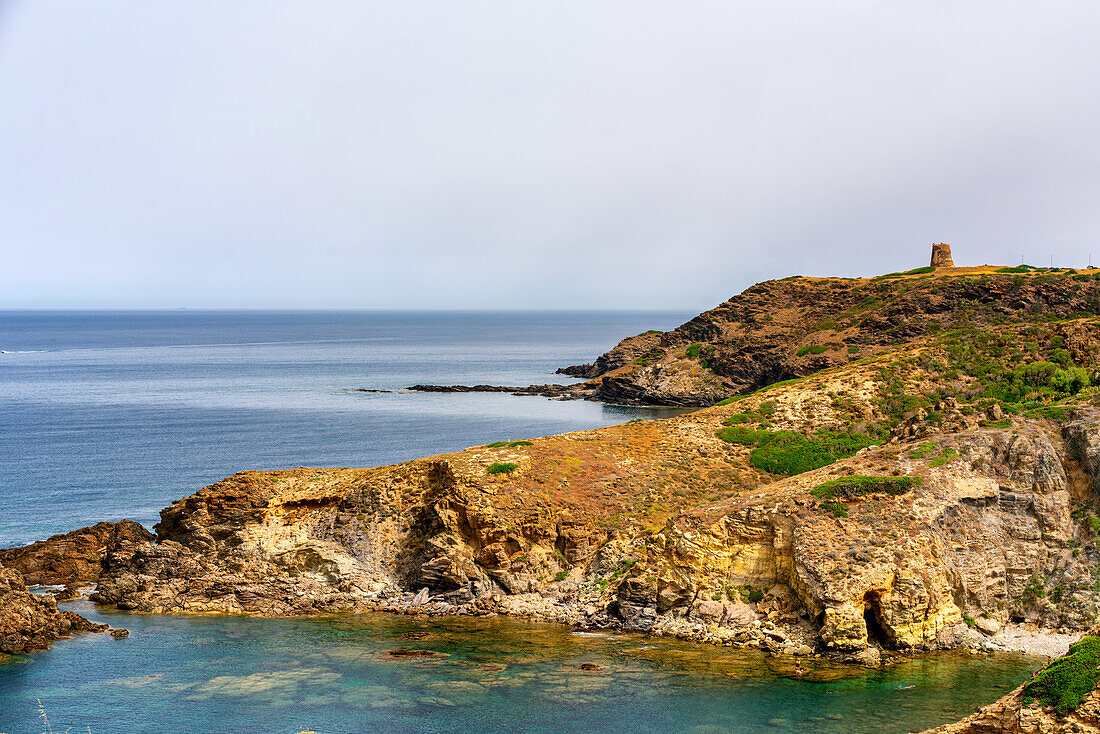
xmin=0 ymin=310 xmax=692 ymax=548
xmin=0 ymin=600 xmax=1040 ymax=734
xmin=0 ymin=311 xmax=1041 ymax=733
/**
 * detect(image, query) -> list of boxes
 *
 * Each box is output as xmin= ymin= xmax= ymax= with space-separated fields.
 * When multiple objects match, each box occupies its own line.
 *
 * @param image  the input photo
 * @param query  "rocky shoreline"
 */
xmin=0 ymin=565 xmax=109 ymax=654
xmin=9 ymin=261 xmax=1100 ymax=731
xmin=405 ymin=383 xmax=582 ymax=398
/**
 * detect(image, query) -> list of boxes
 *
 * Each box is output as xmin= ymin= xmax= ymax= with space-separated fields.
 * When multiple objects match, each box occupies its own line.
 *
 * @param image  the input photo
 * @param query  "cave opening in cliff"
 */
xmin=863 ymin=590 xmax=891 ymax=648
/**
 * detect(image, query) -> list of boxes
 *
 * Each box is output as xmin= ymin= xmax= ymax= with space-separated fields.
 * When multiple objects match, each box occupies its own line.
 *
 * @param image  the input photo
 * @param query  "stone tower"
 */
xmin=930 ymin=243 xmax=954 ymax=268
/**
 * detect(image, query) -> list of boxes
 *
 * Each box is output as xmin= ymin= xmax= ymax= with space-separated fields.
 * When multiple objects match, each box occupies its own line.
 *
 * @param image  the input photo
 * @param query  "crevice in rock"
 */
xmin=863 ymin=590 xmax=891 ymax=648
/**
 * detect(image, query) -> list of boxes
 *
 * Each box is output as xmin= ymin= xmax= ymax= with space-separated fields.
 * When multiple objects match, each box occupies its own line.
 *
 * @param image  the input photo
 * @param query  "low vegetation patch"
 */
xmin=819 ymin=501 xmax=849 ymax=518
xmin=486 ymin=440 xmax=533 ymax=448
xmin=487 ymin=462 xmax=518 ymax=475
xmin=810 ymin=475 xmax=921 ymax=500
xmin=684 ymin=342 xmax=714 ymax=369
xmin=1022 ymin=635 xmax=1100 ymax=712
xmin=796 ymin=344 xmax=829 ymax=357
xmin=716 ymin=426 xmax=877 ymax=476
xmin=633 ymin=347 xmax=665 ymax=366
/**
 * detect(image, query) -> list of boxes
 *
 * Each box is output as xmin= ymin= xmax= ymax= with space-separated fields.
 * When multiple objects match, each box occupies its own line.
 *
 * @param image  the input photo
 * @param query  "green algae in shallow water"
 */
xmin=0 ymin=601 xmax=1044 ymax=734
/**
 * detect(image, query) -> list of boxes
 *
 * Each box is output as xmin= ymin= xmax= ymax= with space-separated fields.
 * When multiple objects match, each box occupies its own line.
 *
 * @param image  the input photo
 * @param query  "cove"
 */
xmin=0 ymin=601 xmax=1039 ymax=734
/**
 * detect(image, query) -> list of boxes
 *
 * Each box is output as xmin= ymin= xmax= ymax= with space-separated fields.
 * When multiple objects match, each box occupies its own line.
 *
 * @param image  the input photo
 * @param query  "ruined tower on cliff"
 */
xmin=930 ymin=243 xmax=954 ymax=268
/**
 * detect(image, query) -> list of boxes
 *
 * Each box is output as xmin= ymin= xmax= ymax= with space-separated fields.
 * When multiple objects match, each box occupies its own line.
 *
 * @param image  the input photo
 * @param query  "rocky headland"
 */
xmin=9 ymin=255 xmax=1100 ymax=726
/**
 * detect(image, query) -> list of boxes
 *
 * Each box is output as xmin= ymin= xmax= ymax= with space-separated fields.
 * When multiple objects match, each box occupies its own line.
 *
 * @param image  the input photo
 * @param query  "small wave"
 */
xmin=0 ymin=349 xmax=44 ymax=354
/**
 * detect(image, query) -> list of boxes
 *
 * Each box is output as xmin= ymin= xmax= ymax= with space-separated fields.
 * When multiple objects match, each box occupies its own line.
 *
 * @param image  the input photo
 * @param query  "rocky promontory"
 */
xmin=0 ymin=520 xmax=154 ymax=586
xmin=559 ymin=264 xmax=1100 ymax=405
xmin=78 ymin=287 xmax=1100 ymax=669
xmin=10 ymin=258 xmax=1100 ymax=727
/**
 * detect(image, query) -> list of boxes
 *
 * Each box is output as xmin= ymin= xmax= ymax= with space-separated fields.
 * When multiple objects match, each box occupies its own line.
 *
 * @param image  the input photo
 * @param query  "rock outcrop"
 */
xmin=0 ymin=564 xmax=106 ymax=654
xmin=922 ymin=635 xmax=1100 ymax=733
xmin=0 ymin=520 xmax=154 ymax=586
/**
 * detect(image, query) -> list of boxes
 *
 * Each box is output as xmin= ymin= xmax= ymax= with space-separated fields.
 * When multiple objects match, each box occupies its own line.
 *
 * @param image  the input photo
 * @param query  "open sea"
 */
xmin=0 ymin=310 xmax=1040 ymax=733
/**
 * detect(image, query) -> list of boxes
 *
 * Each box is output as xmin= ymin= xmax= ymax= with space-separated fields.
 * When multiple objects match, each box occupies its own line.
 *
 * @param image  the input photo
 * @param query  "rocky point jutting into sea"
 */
xmin=8 ymin=247 xmax=1100 ymax=729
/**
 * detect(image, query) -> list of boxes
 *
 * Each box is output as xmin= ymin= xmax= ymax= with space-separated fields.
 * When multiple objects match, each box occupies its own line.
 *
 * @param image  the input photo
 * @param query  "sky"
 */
xmin=1 ymin=2 xmax=1099 ymax=310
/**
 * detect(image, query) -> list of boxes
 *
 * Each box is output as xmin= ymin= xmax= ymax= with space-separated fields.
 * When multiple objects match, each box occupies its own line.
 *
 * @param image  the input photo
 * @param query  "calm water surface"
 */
xmin=0 ymin=601 xmax=1038 ymax=734
xmin=0 ymin=310 xmax=692 ymax=547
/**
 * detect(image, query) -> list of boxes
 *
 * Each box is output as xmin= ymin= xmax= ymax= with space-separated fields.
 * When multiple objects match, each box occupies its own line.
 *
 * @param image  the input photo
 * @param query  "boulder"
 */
xmin=690 ymin=599 xmax=725 ymax=624
xmin=721 ymin=601 xmax=759 ymax=627
xmin=975 ymin=616 xmax=1001 ymax=636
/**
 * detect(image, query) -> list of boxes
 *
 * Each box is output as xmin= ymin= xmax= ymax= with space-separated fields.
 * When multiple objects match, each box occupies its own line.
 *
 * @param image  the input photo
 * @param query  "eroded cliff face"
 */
xmin=89 ymin=321 xmax=1100 ymax=660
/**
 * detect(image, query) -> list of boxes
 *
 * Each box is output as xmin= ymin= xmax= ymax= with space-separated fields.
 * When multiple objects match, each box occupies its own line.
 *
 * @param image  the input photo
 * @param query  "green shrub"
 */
xmin=554 ymin=570 xmax=569 ymax=582
xmin=758 ymin=400 xmax=778 ymax=416
xmin=487 ymin=462 xmax=518 ymax=475
xmin=716 ymin=426 xmax=877 ymax=475
xmin=731 ymin=585 xmax=765 ymax=603
xmin=997 ymin=264 xmax=1036 ymax=273
xmin=963 ymin=614 xmax=976 ymax=628
xmin=903 ymin=266 xmax=936 ymax=275
xmin=633 ymin=347 xmax=665 ymax=366
xmin=1022 ymin=636 xmax=1100 ymax=712
xmin=487 ymin=440 xmax=533 ymax=448
xmin=797 ymin=344 xmax=829 ymax=357
xmin=1027 ymin=405 xmax=1073 ymax=420
xmin=727 ymin=412 xmax=757 ymax=424
xmin=809 ymin=475 xmax=921 ymax=500
xmin=684 ymin=343 xmax=712 ymax=369
xmin=715 ymin=396 xmax=741 ymax=406
xmin=820 ymin=501 xmax=849 ymax=518
xmin=1024 ymin=576 xmax=1047 ymax=600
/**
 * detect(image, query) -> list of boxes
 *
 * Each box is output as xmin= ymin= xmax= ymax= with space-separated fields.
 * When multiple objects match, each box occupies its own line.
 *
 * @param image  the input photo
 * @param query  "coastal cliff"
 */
xmin=75 ymin=266 xmax=1100 ymax=663
xmin=11 ymin=261 xmax=1100 ymax=729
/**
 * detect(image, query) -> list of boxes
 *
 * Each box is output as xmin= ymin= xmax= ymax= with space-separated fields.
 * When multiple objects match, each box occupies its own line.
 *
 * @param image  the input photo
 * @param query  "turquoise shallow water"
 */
xmin=0 ymin=601 xmax=1039 ymax=734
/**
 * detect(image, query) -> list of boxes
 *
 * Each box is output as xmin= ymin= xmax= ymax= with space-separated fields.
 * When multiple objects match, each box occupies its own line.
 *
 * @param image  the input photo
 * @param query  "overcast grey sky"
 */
xmin=1 ymin=2 xmax=1098 ymax=310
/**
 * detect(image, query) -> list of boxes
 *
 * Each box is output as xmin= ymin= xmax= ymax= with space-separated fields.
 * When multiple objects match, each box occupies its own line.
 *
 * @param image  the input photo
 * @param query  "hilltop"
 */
xmin=559 ymin=263 xmax=1100 ymax=405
